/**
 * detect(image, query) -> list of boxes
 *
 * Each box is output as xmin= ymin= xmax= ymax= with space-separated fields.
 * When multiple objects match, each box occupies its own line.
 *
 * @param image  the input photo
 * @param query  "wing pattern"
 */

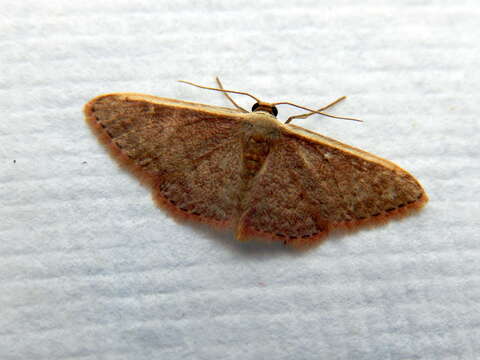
xmin=85 ymin=94 xmax=247 ymax=227
xmin=236 ymin=128 xmax=427 ymax=245
xmin=85 ymin=94 xmax=427 ymax=246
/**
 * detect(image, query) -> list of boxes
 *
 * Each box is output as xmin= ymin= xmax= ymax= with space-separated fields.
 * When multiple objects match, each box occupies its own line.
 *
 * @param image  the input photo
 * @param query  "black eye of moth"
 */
xmin=251 ymin=103 xmax=259 ymax=111
xmin=272 ymin=106 xmax=278 ymax=116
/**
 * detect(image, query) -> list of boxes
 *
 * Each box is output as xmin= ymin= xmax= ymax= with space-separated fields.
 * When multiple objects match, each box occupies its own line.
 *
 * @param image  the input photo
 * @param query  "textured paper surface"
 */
xmin=1 ymin=1 xmax=479 ymax=359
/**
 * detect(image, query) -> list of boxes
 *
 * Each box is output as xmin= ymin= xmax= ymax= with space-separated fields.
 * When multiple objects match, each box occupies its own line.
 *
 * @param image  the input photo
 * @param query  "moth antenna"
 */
xmin=273 ymin=100 xmax=363 ymax=123
xmin=178 ymin=80 xmax=261 ymax=103
xmin=215 ymin=77 xmax=248 ymax=112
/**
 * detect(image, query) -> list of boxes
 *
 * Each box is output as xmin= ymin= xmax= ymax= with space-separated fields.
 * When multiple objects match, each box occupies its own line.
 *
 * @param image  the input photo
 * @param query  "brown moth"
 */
xmin=84 ymin=79 xmax=428 ymax=247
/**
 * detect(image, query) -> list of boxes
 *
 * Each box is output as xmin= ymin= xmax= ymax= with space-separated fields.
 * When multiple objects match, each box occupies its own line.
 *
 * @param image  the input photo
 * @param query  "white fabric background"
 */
xmin=2 ymin=1 xmax=479 ymax=359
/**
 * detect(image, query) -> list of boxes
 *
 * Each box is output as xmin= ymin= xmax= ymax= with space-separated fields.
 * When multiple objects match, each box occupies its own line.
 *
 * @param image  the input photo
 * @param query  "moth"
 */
xmin=84 ymin=78 xmax=428 ymax=247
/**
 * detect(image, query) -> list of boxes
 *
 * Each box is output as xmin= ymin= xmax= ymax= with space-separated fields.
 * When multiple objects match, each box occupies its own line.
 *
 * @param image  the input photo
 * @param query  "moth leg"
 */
xmin=285 ymin=96 xmax=347 ymax=124
xmin=215 ymin=77 xmax=249 ymax=113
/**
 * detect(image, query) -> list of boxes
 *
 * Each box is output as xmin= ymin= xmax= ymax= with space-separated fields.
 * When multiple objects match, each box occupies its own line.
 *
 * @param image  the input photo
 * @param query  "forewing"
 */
xmin=84 ymin=93 xmax=247 ymax=226
xmin=236 ymin=124 xmax=427 ymax=245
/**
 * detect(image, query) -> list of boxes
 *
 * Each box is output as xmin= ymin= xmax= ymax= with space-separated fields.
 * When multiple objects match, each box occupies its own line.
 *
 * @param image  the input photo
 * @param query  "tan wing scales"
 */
xmin=85 ymin=93 xmax=248 ymax=227
xmin=236 ymin=124 xmax=427 ymax=246
xmin=85 ymin=92 xmax=428 ymax=247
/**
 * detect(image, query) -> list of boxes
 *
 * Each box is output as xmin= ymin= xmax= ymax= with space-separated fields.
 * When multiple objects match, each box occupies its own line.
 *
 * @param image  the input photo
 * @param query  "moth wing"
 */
xmin=236 ymin=123 xmax=428 ymax=246
xmin=84 ymin=93 xmax=249 ymax=227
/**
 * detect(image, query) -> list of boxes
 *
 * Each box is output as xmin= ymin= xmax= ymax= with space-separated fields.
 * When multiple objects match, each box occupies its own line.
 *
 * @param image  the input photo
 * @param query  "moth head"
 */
xmin=251 ymin=102 xmax=278 ymax=117
xmin=178 ymin=79 xmax=362 ymax=123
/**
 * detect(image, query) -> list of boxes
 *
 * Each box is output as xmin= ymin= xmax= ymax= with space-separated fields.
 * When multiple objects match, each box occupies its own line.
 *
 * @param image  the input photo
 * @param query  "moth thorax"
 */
xmin=248 ymin=112 xmax=282 ymax=135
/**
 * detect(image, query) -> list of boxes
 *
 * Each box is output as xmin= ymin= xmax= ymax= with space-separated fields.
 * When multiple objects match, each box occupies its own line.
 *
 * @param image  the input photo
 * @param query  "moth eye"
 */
xmin=272 ymin=106 xmax=278 ymax=116
xmin=251 ymin=103 xmax=259 ymax=112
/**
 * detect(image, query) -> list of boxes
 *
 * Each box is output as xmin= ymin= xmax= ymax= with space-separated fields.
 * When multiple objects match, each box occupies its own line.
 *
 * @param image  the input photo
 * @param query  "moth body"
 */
xmin=84 ymin=93 xmax=428 ymax=247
